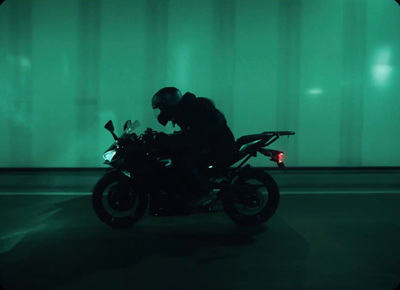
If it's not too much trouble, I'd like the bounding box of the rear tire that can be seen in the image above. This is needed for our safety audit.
[222,168,280,226]
[92,171,148,228]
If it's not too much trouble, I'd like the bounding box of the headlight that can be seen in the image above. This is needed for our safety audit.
[102,150,116,162]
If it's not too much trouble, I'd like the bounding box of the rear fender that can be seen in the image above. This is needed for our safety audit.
[224,166,274,201]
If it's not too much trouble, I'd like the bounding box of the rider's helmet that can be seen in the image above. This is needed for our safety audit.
[152,87,182,126]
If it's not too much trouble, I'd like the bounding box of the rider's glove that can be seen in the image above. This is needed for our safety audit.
[155,132,168,143]
[152,132,170,154]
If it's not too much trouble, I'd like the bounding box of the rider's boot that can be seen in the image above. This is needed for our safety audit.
[189,190,217,208]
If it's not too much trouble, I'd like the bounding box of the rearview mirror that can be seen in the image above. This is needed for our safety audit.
[104,120,114,132]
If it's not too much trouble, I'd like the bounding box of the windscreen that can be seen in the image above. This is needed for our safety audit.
[124,120,140,134]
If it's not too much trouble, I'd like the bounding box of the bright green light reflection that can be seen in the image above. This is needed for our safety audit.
[372,48,392,86]
[308,88,323,95]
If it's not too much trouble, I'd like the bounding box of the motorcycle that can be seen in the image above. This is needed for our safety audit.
[92,119,295,227]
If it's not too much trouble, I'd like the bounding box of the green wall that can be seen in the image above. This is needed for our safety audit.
[0,0,399,167]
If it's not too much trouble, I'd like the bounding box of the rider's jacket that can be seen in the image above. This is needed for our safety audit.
[167,92,235,161]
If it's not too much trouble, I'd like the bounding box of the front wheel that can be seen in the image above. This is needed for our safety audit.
[92,171,149,228]
[222,168,280,226]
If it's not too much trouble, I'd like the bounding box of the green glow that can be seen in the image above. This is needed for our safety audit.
[307,89,323,95]
[372,48,393,86]
[0,0,399,167]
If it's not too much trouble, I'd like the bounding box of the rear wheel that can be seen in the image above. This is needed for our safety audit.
[222,168,279,226]
[92,171,148,228]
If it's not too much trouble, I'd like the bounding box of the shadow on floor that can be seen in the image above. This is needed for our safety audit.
[0,195,309,290]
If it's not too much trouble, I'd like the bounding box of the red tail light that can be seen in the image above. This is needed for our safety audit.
[278,153,283,163]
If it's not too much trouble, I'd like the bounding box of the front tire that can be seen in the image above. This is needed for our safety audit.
[222,168,280,226]
[92,171,148,228]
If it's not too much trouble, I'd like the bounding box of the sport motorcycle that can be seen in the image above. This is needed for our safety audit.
[92,119,295,227]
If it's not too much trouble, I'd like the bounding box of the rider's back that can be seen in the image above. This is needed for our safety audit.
[172,92,235,152]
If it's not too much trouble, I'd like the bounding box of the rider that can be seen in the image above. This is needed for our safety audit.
[152,87,236,207]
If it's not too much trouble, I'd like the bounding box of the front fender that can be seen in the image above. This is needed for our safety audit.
[91,169,128,192]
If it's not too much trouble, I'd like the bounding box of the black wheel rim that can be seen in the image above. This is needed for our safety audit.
[231,178,268,215]
[102,181,139,217]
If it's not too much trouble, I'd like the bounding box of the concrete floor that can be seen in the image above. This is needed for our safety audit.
[0,191,399,290]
